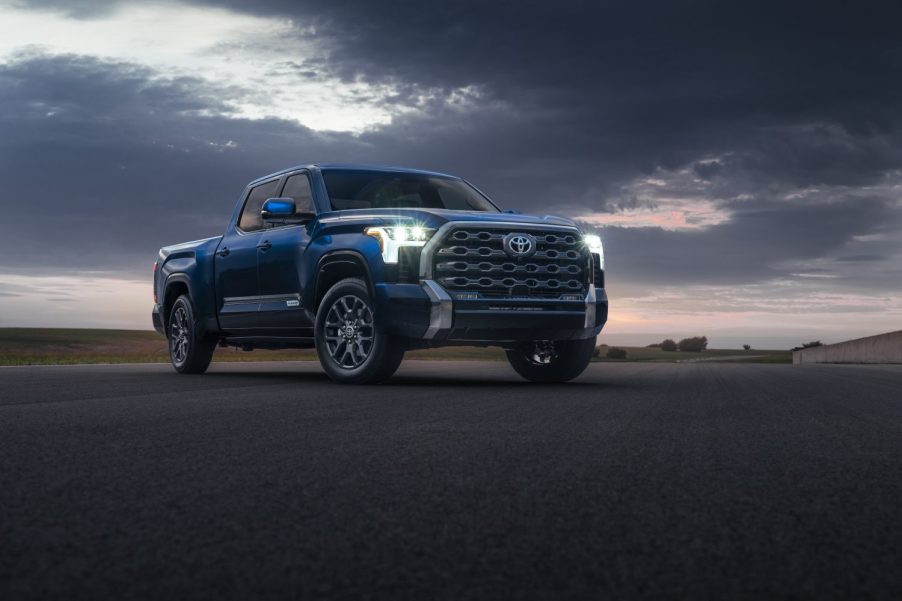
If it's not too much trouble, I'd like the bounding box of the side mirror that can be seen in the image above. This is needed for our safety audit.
[261,198,315,225]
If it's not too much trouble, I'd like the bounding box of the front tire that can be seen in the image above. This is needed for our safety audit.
[168,295,217,374]
[315,278,405,384]
[505,337,597,383]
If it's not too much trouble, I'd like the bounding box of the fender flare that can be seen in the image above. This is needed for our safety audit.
[161,273,194,318]
[310,250,375,311]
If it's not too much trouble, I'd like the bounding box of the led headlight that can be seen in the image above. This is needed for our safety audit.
[365,225,435,263]
[584,233,604,269]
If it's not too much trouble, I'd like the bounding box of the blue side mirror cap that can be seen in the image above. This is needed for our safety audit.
[262,198,296,218]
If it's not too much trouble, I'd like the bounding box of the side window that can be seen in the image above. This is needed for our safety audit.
[280,173,315,214]
[238,179,280,232]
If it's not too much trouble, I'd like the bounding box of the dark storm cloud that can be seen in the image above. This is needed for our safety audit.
[293,0,902,193]
[0,54,358,272]
[14,0,902,195]
[3,0,902,296]
[13,0,126,17]
[693,161,722,180]
[836,254,887,262]
[601,197,899,286]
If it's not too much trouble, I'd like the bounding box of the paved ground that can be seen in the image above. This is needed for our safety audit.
[2,361,902,600]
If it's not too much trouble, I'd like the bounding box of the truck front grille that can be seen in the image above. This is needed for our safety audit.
[431,226,589,298]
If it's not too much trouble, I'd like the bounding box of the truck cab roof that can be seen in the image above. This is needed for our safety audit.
[247,163,461,187]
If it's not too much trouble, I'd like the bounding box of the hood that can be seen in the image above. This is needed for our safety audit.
[159,235,222,260]
[316,208,579,230]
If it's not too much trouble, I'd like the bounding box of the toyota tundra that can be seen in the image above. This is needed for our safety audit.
[152,165,608,384]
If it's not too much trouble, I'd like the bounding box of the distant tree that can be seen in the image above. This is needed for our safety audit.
[606,347,628,359]
[678,336,708,352]
[646,343,662,348]
[660,339,678,352]
[593,346,602,358]
[792,340,823,351]
[743,344,751,351]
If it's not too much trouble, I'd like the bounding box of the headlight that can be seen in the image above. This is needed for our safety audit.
[584,234,604,269]
[365,225,435,263]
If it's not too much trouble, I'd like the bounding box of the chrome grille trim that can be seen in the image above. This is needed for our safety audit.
[434,262,582,275]
[422,279,453,339]
[436,247,583,261]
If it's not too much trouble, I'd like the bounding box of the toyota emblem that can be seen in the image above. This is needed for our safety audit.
[503,233,536,257]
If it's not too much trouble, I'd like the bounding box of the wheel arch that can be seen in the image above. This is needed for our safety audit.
[161,274,193,327]
[310,250,375,313]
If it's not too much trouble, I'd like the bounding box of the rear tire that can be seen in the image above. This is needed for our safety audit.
[168,295,217,374]
[505,337,597,383]
[315,278,405,384]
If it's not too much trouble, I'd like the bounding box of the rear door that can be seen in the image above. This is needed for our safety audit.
[256,171,316,334]
[215,178,280,332]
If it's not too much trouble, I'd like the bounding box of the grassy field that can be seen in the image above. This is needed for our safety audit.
[0,328,792,366]
[594,344,792,363]
[0,328,503,366]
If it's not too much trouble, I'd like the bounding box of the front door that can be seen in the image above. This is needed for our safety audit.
[214,178,280,332]
[257,172,315,335]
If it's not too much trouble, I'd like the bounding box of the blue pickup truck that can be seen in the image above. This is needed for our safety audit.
[152,164,608,384]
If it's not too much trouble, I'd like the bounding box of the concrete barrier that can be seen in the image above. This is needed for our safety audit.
[793,330,902,364]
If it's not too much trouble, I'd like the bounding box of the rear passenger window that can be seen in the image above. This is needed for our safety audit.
[280,173,315,214]
[238,179,280,232]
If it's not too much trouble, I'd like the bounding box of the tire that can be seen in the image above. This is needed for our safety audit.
[314,278,405,384]
[505,337,597,383]
[167,294,217,374]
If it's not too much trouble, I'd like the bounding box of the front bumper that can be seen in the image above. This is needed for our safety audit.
[375,280,608,343]
[151,303,165,335]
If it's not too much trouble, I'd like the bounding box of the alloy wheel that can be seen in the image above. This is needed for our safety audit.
[323,294,375,369]
[530,340,557,364]
[170,305,190,364]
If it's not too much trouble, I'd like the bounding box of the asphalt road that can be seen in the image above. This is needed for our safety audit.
[2,360,902,600]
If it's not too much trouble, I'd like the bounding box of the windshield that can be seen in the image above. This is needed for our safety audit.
[321,169,499,212]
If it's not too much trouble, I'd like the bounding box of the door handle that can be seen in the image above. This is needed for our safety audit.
[216,247,230,257]
[257,240,272,251]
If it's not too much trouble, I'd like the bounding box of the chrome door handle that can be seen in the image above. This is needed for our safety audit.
[216,247,230,257]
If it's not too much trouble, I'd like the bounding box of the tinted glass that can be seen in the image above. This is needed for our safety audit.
[238,179,280,232]
[280,173,315,214]
[321,170,498,212]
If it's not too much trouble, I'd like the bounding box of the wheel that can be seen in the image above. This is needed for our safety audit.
[168,294,217,374]
[505,337,597,383]
[315,278,405,384]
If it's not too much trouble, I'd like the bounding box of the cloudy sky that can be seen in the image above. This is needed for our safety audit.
[1,0,900,347]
